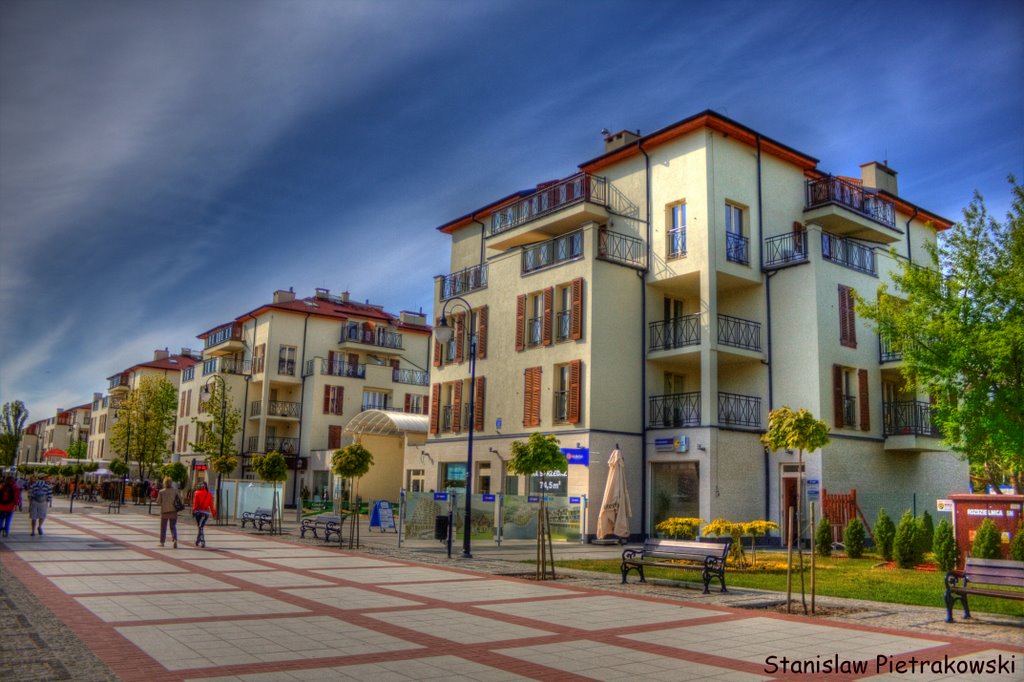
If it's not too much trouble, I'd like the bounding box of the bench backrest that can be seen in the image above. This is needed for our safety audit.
[642,539,730,560]
[255,507,273,515]
[963,557,1024,588]
[317,514,342,524]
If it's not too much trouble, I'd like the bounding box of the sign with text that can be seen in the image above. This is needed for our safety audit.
[936,499,953,512]
[560,447,589,466]
[529,469,568,496]
[433,492,449,501]
[482,494,496,502]
[369,500,396,532]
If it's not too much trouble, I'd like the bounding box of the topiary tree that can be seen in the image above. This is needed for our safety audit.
[970,518,1002,559]
[844,518,866,558]
[874,508,896,561]
[894,510,923,568]
[703,518,746,566]
[655,517,703,540]
[508,433,567,580]
[742,520,779,568]
[917,510,934,557]
[1009,523,1024,562]
[815,516,833,557]
[252,450,288,535]
[933,519,959,571]
[331,442,374,549]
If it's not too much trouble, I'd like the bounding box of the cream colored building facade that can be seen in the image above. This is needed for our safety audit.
[426,110,967,541]
[177,288,431,507]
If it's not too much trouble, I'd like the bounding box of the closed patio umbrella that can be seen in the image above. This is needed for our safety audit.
[596,448,631,540]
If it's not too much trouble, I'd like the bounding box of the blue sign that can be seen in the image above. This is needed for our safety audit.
[569,496,581,504]
[369,500,396,532]
[495,418,502,429]
[561,447,589,466]
[654,437,675,451]
[433,492,448,501]
[527,495,541,503]
[482,494,496,502]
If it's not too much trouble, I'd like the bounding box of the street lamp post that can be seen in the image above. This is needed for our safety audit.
[433,296,477,559]
[205,375,228,525]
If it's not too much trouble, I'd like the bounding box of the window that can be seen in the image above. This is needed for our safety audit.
[362,389,390,412]
[405,394,426,414]
[406,469,425,493]
[838,285,857,348]
[556,285,571,341]
[668,202,686,258]
[253,344,266,374]
[523,366,542,427]
[528,292,544,346]
[278,345,296,375]
[323,385,344,415]
[725,202,749,265]
[554,364,571,421]
[182,366,195,382]
[833,365,870,430]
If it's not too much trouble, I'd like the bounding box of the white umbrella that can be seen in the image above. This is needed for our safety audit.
[597,448,631,540]
[89,468,113,477]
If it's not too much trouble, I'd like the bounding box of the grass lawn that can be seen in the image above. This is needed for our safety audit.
[553,552,1024,618]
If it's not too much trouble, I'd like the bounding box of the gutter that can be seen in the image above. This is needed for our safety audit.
[756,133,772,521]
[638,137,651,541]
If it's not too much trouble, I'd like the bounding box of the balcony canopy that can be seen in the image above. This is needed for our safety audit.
[343,410,428,437]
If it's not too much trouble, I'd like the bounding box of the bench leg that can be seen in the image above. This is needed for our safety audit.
[944,588,955,623]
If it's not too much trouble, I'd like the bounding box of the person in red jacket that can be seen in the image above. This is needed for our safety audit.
[0,474,17,537]
[191,480,215,547]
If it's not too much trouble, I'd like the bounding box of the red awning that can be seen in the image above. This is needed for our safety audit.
[42,448,68,458]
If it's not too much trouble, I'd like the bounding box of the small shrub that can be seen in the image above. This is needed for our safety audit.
[933,519,959,572]
[894,510,923,568]
[874,508,896,561]
[815,516,833,557]
[844,518,866,558]
[1010,523,1024,562]
[655,517,703,541]
[917,510,934,556]
[702,518,746,565]
[971,518,1002,559]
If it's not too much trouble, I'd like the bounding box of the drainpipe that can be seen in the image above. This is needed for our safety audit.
[293,311,311,513]
[638,137,652,540]
[243,313,259,474]
[905,207,918,264]
[756,134,772,521]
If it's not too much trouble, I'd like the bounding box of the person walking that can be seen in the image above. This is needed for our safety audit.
[0,474,17,537]
[28,475,53,536]
[191,481,215,547]
[155,477,182,548]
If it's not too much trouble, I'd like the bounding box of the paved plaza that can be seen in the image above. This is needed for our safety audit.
[1,501,1021,681]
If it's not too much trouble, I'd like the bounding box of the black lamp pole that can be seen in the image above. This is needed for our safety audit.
[434,296,476,559]
[206,375,227,524]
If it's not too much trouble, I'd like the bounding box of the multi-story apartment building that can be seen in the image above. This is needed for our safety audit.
[40,402,92,454]
[88,349,200,462]
[178,288,431,507]
[17,420,45,465]
[425,110,967,541]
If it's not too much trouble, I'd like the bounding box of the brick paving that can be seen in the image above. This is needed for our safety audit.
[1,499,1021,681]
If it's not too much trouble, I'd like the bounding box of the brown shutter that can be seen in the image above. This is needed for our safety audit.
[423,394,429,415]
[476,306,488,359]
[183,425,188,451]
[452,380,463,433]
[328,425,341,450]
[455,313,465,364]
[430,384,441,434]
[327,350,335,373]
[323,385,331,414]
[187,389,192,416]
[833,364,844,427]
[474,377,486,432]
[433,318,442,366]
[568,360,581,423]
[523,367,542,427]
[839,285,857,348]
[405,394,412,413]
[570,278,583,340]
[390,358,400,371]
[542,286,554,345]
[515,295,526,352]
[337,387,344,415]
[858,368,870,431]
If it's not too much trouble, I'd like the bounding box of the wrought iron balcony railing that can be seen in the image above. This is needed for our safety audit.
[489,172,608,237]
[717,314,761,352]
[554,391,569,422]
[598,227,646,270]
[393,368,429,386]
[879,335,903,363]
[718,392,761,427]
[842,395,857,427]
[806,176,896,228]
[340,324,404,349]
[822,232,877,276]
[251,400,301,418]
[302,358,366,378]
[441,263,488,300]
[556,311,571,341]
[726,232,749,265]
[762,230,808,269]
[202,357,247,376]
[883,400,940,437]
[522,230,583,274]
[527,318,543,347]
[667,226,686,259]
[649,314,700,352]
[649,392,701,428]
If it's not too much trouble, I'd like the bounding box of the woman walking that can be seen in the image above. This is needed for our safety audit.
[28,475,52,537]
[0,474,17,537]
[155,477,182,548]
[191,480,215,547]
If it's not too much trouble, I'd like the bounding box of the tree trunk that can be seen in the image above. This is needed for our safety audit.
[786,505,794,613]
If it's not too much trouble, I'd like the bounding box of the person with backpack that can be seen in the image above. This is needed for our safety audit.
[28,475,53,536]
[0,474,17,537]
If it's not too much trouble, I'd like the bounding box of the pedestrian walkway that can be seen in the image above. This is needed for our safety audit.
[1,500,1021,681]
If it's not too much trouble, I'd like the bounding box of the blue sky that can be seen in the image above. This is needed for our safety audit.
[1,0,1021,421]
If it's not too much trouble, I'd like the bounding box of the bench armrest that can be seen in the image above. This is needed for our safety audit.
[622,547,642,560]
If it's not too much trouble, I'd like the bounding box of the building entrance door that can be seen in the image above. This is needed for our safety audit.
[650,461,699,536]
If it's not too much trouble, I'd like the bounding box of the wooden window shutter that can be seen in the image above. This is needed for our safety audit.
[515,295,526,352]
[839,285,857,348]
[404,394,412,413]
[542,287,554,345]
[568,359,581,423]
[327,350,335,371]
[433,318,442,366]
[180,394,185,418]
[452,380,463,432]
[328,425,342,450]
[323,385,331,414]
[570,278,584,340]
[476,306,488,359]
[523,367,542,427]
[833,364,844,427]
[390,358,400,371]
[183,425,189,450]
[455,314,465,364]
[474,377,486,432]
[858,368,870,431]
[423,394,429,415]
[429,384,441,434]
[186,389,192,416]
[336,387,343,415]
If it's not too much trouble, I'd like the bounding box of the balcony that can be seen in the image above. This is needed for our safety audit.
[649,314,700,352]
[725,232,749,265]
[441,263,488,300]
[303,358,366,379]
[804,176,900,243]
[247,436,299,455]
[667,226,686,259]
[879,336,903,363]
[822,232,877,276]
[884,400,944,452]
[762,230,808,270]
[108,396,123,410]
[204,323,245,355]
[202,357,248,376]
[339,324,403,351]
[649,392,700,428]
[718,392,761,428]
[250,400,301,419]
[108,373,131,392]
[393,368,429,386]
[522,230,583,275]
[597,227,646,270]
[487,173,609,250]
[718,314,761,352]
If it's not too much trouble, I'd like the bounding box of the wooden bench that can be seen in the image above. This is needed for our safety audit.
[621,539,731,594]
[944,557,1024,622]
[300,513,348,543]
[240,507,273,531]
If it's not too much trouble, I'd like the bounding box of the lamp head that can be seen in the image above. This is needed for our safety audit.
[434,315,453,344]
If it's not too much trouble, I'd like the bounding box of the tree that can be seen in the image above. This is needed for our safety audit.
[253,450,288,535]
[0,400,29,467]
[761,406,831,614]
[856,178,1024,493]
[66,439,87,460]
[1009,523,1024,561]
[508,433,566,580]
[190,379,241,525]
[109,376,178,481]
[109,458,129,505]
[815,516,833,557]
[970,518,1002,559]
[843,518,866,559]
[933,519,959,572]
[331,442,374,549]
[917,510,935,557]
[162,461,188,487]
[874,508,896,561]
[894,510,923,568]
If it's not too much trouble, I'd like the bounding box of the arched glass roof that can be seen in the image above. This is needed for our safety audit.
[342,410,429,437]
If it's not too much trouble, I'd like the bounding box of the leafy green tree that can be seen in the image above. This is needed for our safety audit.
[253,450,289,535]
[844,518,866,558]
[894,510,923,568]
[190,379,242,517]
[0,400,29,467]
[815,516,833,557]
[66,439,87,460]
[917,510,935,556]
[856,179,1024,493]
[109,376,178,480]
[508,433,567,580]
[331,442,374,548]
[1009,523,1024,561]
[874,508,896,561]
[933,519,959,571]
[162,461,188,487]
[109,457,130,505]
[970,518,1002,559]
